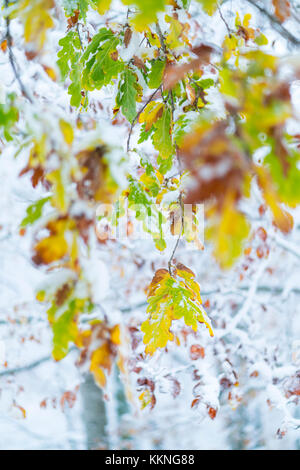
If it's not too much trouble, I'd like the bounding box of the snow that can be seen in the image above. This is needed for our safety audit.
[0,0,299,451]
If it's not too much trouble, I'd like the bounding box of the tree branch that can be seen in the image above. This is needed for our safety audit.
[217,259,268,337]
[126,86,161,152]
[168,193,184,275]
[273,233,300,259]
[0,346,77,377]
[4,1,33,103]
[246,0,300,46]
[0,354,52,377]
[217,2,232,36]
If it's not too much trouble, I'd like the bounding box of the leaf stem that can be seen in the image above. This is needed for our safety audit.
[168,192,184,275]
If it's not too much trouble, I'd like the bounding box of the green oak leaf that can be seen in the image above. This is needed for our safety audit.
[119,68,138,123]
[152,107,174,159]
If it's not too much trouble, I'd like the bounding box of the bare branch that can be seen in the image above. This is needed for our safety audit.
[0,354,52,378]
[273,233,300,259]
[168,193,184,275]
[0,346,77,378]
[246,0,300,46]
[217,2,232,36]
[4,1,33,103]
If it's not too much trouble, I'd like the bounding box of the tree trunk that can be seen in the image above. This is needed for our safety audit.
[80,374,108,450]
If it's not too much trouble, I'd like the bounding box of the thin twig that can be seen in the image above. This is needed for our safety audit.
[217,259,268,337]
[0,346,77,378]
[155,23,184,274]
[76,23,84,51]
[168,225,183,275]
[4,1,33,103]
[246,0,300,46]
[273,233,300,260]
[217,3,232,37]
[168,193,184,275]
[0,354,51,377]
[156,22,167,55]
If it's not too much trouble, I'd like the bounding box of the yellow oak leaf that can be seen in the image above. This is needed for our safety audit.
[206,191,250,269]
[18,0,54,50]
[34,235,68,265]
[142,267,213,355]
[139,102,164,132]
[59,119,74,146]
[256,166,294,234]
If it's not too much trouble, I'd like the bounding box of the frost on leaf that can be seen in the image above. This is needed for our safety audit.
[142,265,213,355]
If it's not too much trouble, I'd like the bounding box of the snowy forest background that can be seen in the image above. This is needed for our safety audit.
[0,0,300,450]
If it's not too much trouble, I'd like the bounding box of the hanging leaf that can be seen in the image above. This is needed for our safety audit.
[152,107,174,159]
[92,0,113,15]
[139,101,164,132]
[196,0,218,16]
[21,197,51,227]
[142,266,213,355]
[118,68,138,123]
[148,59,166,89]
[81,30,124,91]
[18,0,54,50]
[272,0,291,22]
[206,191,250,269]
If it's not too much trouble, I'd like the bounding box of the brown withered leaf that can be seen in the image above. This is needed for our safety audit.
[124,27,132,48]
[42,64,57,81]
[67,10,80,30]
[74,214,93,244]
[111,50,118,61]
[179,121,249,208]
[191,398,201,408]
[272,0,291,22]
[190,344,205,360]
[256,165,294,234]
[176,263,195,277]
[32,235,68,266]
[237,26,251,42]
[284,371,300,398]
[164,43,218,90]
[76,145,107,201]
[19,164,46,189]
[137,377,155,393]
[31,165,45,188]
[40,399,47,409]
[77,323,121,388]
[207,406,217,420]
[166,375,181,398]
[186,83,196,104]
[60,390,77,411]
[169,207,181,236]
[55,283,72,307]
[25,50,38,61]
[133,55,146,72]
[32,216,71,266]
[220,377,233,390]
[137,377,156,409]
[147,268,169,297]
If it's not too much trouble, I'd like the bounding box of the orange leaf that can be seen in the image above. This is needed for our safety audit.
[272,0,291,22]
[1,39,7,52]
